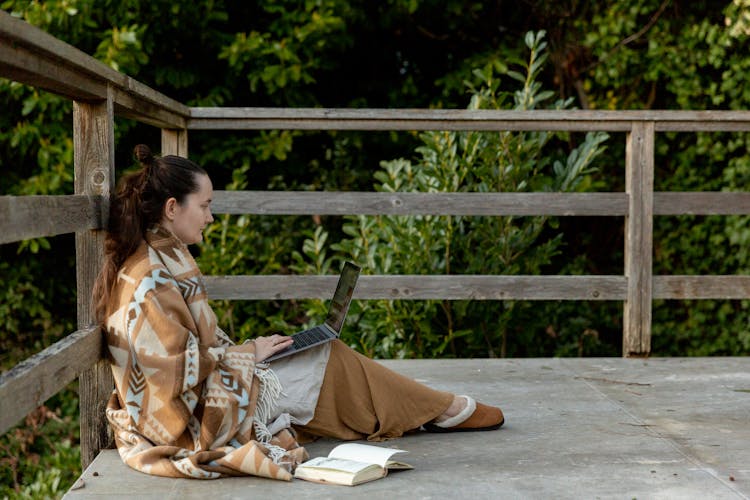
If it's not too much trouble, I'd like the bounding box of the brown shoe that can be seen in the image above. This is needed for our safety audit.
[424,396,505,433]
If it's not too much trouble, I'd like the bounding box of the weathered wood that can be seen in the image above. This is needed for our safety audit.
[206,274,750,301]
[0,328,101,435]
[0,42,106,100]
[112,90,187,130]
[654,192,750,215]
[0,12,126,86]
[0,11,188,128]
[204,275,627,301]
[212,191,629,216]
[654,275,750,299]
[655,122,750,132]
[623,122,654,357]
[73,94,116,469]
[0,195,100,244]
[188,107,750,132]
[213,190,750,218]
[189,117,634,132]
[161,128,189,157]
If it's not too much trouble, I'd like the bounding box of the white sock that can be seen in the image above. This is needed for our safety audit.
[434,395,476,428]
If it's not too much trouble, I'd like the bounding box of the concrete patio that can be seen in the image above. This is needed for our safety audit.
[64,357,750,499]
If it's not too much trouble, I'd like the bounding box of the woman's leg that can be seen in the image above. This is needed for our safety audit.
[297,340,454,441]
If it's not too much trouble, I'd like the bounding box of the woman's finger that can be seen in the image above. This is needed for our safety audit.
[276,337,292,347]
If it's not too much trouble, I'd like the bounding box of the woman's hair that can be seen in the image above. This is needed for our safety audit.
[93,144,208,323]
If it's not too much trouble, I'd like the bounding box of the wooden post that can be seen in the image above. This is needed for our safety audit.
[623,121,654,357]
[74,87,116,469]
[161,128,188,157]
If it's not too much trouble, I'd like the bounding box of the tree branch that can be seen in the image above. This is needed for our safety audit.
[583,0,671,74]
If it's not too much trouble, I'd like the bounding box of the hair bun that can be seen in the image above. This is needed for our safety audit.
[133,144,154,165]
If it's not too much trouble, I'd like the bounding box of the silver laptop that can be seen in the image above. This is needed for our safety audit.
[265,262,361,362]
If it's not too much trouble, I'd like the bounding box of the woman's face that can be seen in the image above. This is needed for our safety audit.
[162,173,214,245]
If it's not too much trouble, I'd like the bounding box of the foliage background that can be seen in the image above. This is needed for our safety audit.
[1,0,750,497]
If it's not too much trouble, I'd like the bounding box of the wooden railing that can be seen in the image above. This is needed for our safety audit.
[2,10,750,469]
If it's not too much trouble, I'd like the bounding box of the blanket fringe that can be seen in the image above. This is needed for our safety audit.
[252,367,289,465]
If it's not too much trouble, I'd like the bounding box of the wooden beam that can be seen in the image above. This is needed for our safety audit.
[623,122,655,357]
[0,11,188,128]
[654,275,750,299]
[188,107,750,132]
[112,88,187,129]
[188,107,635,131]
[205,274,750,301]
[0,328,101,435]
[73,91,116,469]
[212,191,628,216]
[203,275,627,301]
[0,195,100,244]
[654,192,750,215]
[212,191,750,217]
[209,189,750,217]
[0,43,106,100]
[161,128,189,157]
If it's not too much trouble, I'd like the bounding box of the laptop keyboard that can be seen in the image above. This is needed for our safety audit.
[292,325,332,349]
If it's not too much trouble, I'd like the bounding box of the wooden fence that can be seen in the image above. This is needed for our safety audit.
[2,10,750,469]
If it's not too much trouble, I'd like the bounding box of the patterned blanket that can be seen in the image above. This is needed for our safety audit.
[104,226,307,480]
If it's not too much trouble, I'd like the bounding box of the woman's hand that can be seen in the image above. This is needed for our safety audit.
[253,334,294,363]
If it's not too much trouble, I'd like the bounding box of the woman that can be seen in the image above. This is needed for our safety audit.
[95,145,504,481]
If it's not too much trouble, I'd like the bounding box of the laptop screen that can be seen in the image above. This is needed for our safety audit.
[324,262,360,333]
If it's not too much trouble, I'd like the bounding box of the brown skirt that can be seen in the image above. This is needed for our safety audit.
[295,340,454,442]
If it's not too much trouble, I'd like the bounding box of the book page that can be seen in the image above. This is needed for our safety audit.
[300,456,375,474]
[327,443,408,468]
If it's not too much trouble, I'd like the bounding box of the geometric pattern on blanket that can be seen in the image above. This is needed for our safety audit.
[104,225,307,480]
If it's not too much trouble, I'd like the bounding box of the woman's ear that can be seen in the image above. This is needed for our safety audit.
[163,197,178,221]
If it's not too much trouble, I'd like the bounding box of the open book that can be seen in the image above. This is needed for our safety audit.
[293,443,412,486]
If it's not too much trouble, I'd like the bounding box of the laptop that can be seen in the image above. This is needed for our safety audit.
[265,262,361,362]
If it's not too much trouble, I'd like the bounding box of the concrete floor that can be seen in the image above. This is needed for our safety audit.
[64,357,750,499]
